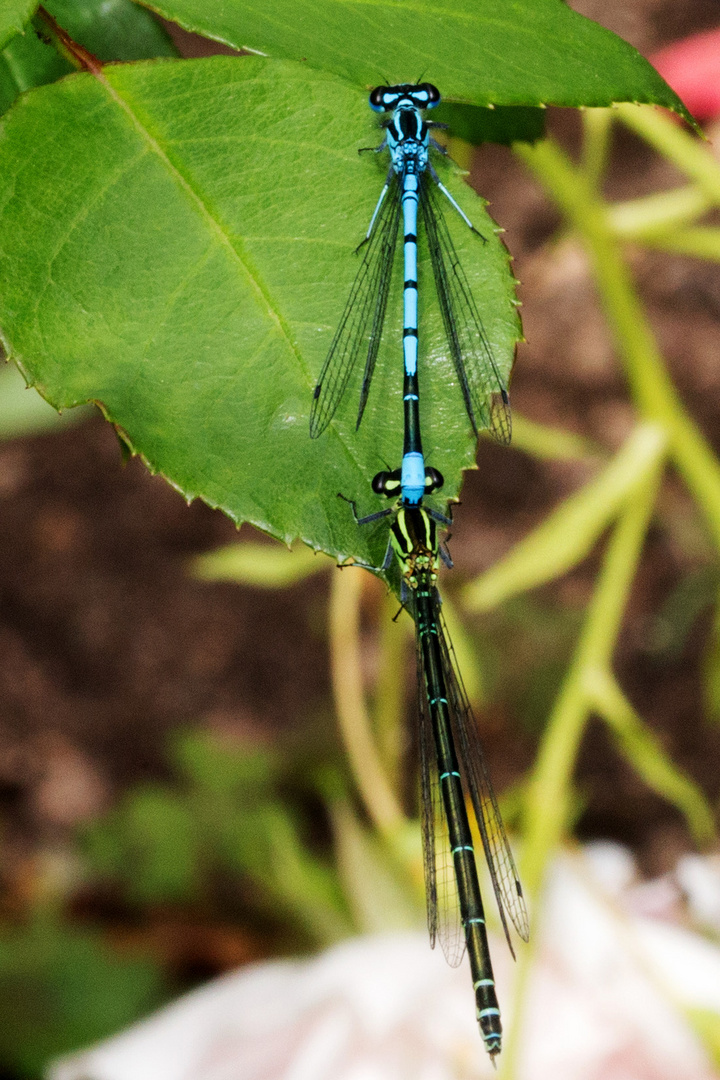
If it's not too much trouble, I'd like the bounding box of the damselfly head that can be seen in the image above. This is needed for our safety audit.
[369,83,441,113]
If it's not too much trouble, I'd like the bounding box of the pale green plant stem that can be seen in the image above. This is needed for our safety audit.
[465,423,666,611]
[515,137,720,552]
[586,668,715,845]
[329,568,406,837]
[500,456,663,1080]
[521,446,665,897]
[581,108,613,189]
[607,185,711,239]
[373,590,412,790]
[615,104,720,203]
[510,412,602,462]
[634,226,720,261]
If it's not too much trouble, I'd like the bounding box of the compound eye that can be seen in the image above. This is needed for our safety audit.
[371,470,391,494]
[369,86,388,112]
[420,82,441,108]
[424,466,444,492]
[372,468,402,497]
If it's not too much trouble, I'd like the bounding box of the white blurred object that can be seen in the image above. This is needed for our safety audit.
[49,847,720,1080]
[49,935,496,1080]
[677,854,720,934]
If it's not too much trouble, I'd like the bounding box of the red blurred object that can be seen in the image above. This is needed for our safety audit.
[651,27,720,122]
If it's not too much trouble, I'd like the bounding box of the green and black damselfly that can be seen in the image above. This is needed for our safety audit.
[341,464,529,1058]
[310,83,511,446]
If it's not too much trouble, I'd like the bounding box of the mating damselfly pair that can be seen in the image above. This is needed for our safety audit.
[310,82,527,1057]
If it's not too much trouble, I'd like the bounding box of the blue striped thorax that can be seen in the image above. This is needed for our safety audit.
[368,83,440,176]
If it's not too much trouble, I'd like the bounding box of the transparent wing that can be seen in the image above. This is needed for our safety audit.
[419,174,512,446]
[309,176,402,438]
[435,596,530,950]
[415,604,466,968]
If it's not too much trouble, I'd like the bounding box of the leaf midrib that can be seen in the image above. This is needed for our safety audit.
[96,64,370,479]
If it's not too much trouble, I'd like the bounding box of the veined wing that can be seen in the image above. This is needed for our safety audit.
[309,176,402,438]
[415,603,466,968]
[435,595,529,951]
[419,175,512,446]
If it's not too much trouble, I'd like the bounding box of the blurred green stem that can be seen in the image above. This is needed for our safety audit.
[632,226,720,261]
[500,449,663,1080]
[515,136,720,553]
[587,668,715,845]
[329,568,406,838]
[373,591,411,790]
[607,185,710,239]
[615,104,720,203]
[581,108,613,189]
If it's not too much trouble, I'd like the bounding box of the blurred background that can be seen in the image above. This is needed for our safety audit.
[2,0,720,1076]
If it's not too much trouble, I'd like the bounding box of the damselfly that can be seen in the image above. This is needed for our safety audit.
[342,465,529,1058]
[310,82,511,445]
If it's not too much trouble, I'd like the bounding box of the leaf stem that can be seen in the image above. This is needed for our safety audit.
[33,7,103,75]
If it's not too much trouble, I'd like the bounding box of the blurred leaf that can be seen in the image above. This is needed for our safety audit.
[510,412,603,462]
[217,804,352,946]
[45,0,177,62]
[194,541,331,588]
[435,102,546,147]
[0,361,89,438]
[703,590,720,724]
[173,729,278,798]
[647,564,719,660]
[0,0,176,118]
[83,786,203,904]
[0,915,165,1077]
[463,424,667,612]
[0,0,35,51]
[137,0,693,124]
[331,801,423,934]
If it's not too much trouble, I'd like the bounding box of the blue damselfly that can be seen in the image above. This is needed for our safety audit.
[310,82,511,450]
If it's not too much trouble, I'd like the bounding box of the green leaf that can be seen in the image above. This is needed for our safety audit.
[0,0,35,52]
[436,103,546,147]
[0,361,89,438]
[173,729,278,797]
[83,786,203,904]
[0,56,519,566]
[0,916,164,1077]
[44,0,177,61]
[0,0,177,118]
[0,24,70,115]
[139,0,693,122]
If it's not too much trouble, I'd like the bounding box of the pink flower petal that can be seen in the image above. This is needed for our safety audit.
[651,28,720,122]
